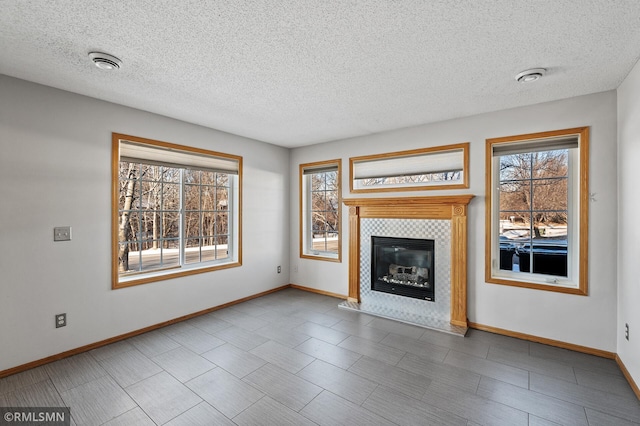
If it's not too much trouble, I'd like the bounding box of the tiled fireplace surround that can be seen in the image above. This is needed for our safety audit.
[339,196,474,336]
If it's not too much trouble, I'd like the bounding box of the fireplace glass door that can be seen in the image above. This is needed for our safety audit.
[371,236,435,301]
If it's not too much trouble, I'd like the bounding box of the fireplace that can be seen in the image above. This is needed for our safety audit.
[341,195,474,335]
[371,236,435,301]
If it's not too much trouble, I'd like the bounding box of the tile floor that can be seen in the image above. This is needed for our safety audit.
[0,288,639,425]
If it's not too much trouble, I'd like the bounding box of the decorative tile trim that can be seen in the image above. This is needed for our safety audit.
[359,218,453,326]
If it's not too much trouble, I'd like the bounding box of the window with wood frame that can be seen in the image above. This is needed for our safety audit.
[112,133,242,289]
[300,160,341,262]
[350,143,469,193]
[485,127,589,295]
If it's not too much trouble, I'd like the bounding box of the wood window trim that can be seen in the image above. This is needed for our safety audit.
[111,133,243,289]
[484,127,589,295]
[299,159,342,263]
[349,142,470,193]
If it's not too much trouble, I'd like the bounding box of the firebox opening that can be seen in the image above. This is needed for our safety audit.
[371,236,435,301]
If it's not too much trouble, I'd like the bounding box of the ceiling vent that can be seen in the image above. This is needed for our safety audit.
[88,52,122,70]
[515,68,546,83]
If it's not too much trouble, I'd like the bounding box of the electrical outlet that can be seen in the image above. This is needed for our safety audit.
[55,313,67,328]
[54,226,72,242]
[277,265,281,273]
[625,323,629,341]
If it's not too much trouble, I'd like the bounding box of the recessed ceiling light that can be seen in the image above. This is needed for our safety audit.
[515,68,546,83]
[88,52,122,70]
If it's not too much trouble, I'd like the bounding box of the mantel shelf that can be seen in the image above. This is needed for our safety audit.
[343,195,474,207]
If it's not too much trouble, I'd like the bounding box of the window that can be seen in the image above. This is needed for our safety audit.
[485,127,589,294]
[300,160,341,261]
[350,143,469,193]
[112,134,242,288]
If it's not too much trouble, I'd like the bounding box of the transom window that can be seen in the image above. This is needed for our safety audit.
[350,143,469,193]
[300,160,341,261]
[112,134,242,288]
[485,127,589,294]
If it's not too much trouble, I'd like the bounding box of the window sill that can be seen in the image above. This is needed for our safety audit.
[113,260,241,289]
[300,253,341,263]
[486,274,587,295]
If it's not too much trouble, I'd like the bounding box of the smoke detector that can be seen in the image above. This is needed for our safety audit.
[515,68,546,83]
[88,52,122,70]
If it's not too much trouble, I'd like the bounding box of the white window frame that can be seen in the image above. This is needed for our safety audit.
[485,127,589,295]
[299,160,342,262]
[112,133,242,289]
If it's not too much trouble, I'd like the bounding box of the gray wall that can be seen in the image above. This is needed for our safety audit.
[617,59,640,387]
[2,73,634,390]
[290,90,619,352]
[0,75,291,371]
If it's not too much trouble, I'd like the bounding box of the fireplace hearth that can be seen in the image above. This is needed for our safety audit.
[371,236,435,301]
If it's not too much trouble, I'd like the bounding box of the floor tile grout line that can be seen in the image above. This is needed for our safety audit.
[358,383,381,409]
[230,395,267,423]
[477,372,594,413]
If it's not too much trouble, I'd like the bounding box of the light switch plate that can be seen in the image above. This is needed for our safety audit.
[54,226,72,242]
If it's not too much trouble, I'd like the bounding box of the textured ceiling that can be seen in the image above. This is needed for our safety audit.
[1,1,640,147]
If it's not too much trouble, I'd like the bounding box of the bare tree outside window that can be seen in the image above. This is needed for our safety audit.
[117,162,231,274]
[117,163,137,272]
[310,170,339,253]
[498,149,569,276]
[359,170,461,187]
